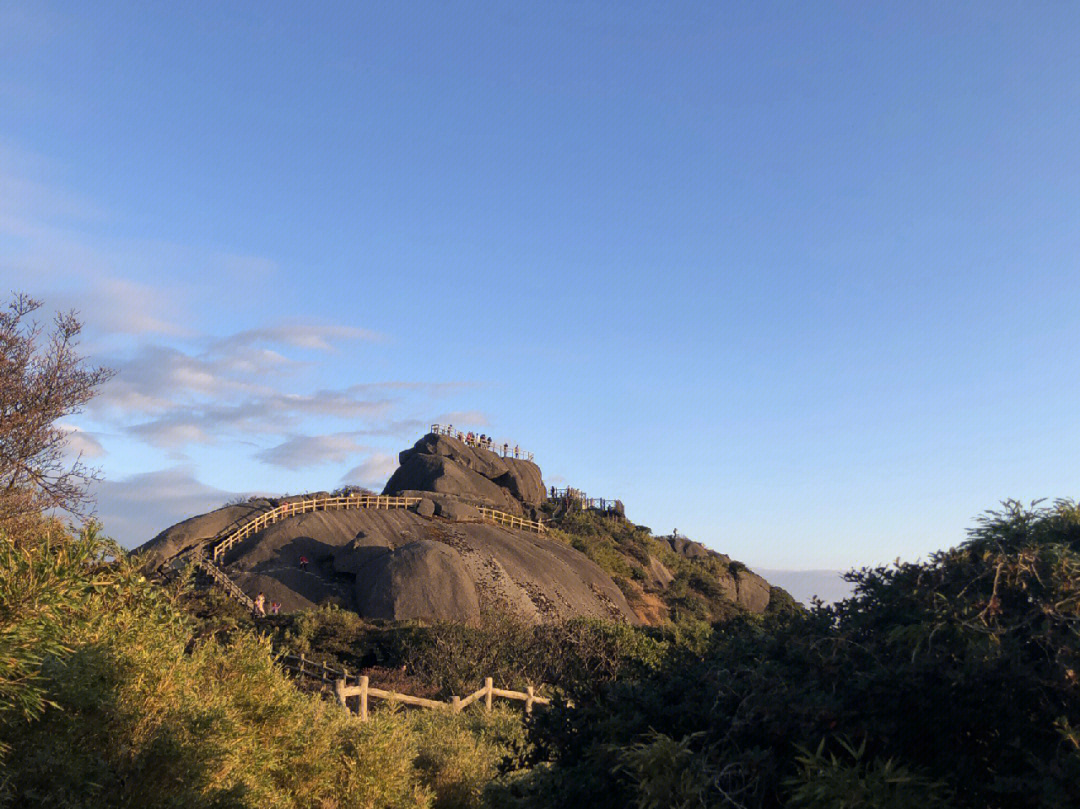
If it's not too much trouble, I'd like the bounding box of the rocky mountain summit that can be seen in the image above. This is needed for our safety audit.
[383,432,546,518]
[137,431,787,624]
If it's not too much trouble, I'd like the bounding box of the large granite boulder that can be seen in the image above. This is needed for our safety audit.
[384,433,545,513]
[716,569,772,612]
[666,536,710,559]
[734,570,772,613]
[332,531,392,574]
[139,504,637,622]
[500,457,546,507]
[385,453,525,515]
[645,555,675,589]
[354,540,480,622]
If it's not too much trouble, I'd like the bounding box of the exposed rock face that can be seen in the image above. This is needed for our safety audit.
[733,570,772,613]
[139,493,332,573]
[383,434,545,516]
[354,540,480,623]
[139,503,266,572]
[139,505,637,624]
[645,555,675,589]
[716,568,772,613]
[665,536,710,559]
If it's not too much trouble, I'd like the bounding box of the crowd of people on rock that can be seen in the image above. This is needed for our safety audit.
[430,424,534,461]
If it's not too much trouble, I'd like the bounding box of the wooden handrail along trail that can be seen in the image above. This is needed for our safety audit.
[192,491,544,609]
[429,424,535,462]
[213,494,544,563]
[211,494,422,562]
[188,550,255,611]
[476,507,545,534]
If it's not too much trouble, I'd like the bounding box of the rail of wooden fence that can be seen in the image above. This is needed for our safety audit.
[279,653,552,720]
[476,507,545,534]
[212,495,422,561]
[213,495,544,565]
[189,550,255,610]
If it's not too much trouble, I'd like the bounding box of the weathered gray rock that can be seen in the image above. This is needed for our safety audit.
[354,540,480,622]
[384,433,546,512]
[137,503,638,622]
[734,571,772,613]
[332,532,392,574]
[434,498,481,522]
[138,502,268,571]
[499,457,546,507]
[385,453,524,515]
[408,433,510,480]
[717,571,738,603]
[415,498,436,519]
[646,555,674,588]
[667,536,709,559]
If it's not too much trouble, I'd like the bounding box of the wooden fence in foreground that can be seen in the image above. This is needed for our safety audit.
[280,653,552,720]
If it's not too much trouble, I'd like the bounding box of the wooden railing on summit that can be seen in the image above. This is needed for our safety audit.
[430,424,535,462]
[279,653,553,720]
[212,494,422,562]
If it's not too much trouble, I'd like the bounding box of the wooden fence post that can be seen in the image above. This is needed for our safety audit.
[334,678,348,712]
[485,677,493,712]
[299,653,306,675]
[526,685,534,714]
[359,675,369,721]
[452,695,461,714]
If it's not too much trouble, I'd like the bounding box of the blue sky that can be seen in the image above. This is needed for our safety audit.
[2,2,1078,573]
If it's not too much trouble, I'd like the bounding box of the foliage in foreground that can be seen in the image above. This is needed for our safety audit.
[0,521,523,808]
[505,500,1080,809]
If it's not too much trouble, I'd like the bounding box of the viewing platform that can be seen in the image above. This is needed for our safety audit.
[549,487,622,514]
[430,423,535,462]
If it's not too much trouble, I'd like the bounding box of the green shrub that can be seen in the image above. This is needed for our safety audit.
[615,731,716,809]
[407,706,528,809]
[785,738,952,809]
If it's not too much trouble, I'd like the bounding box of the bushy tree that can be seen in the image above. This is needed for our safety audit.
[0,294,112,530]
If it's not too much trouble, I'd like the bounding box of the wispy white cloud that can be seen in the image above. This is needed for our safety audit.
[256,432,371,469]
[341,453,398,488]
[434,410,490,428]
[124,395,394,448]
[1,138,481,471]
[91,466,237,549]
[213,323,384,353]
[57,424,106,458]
